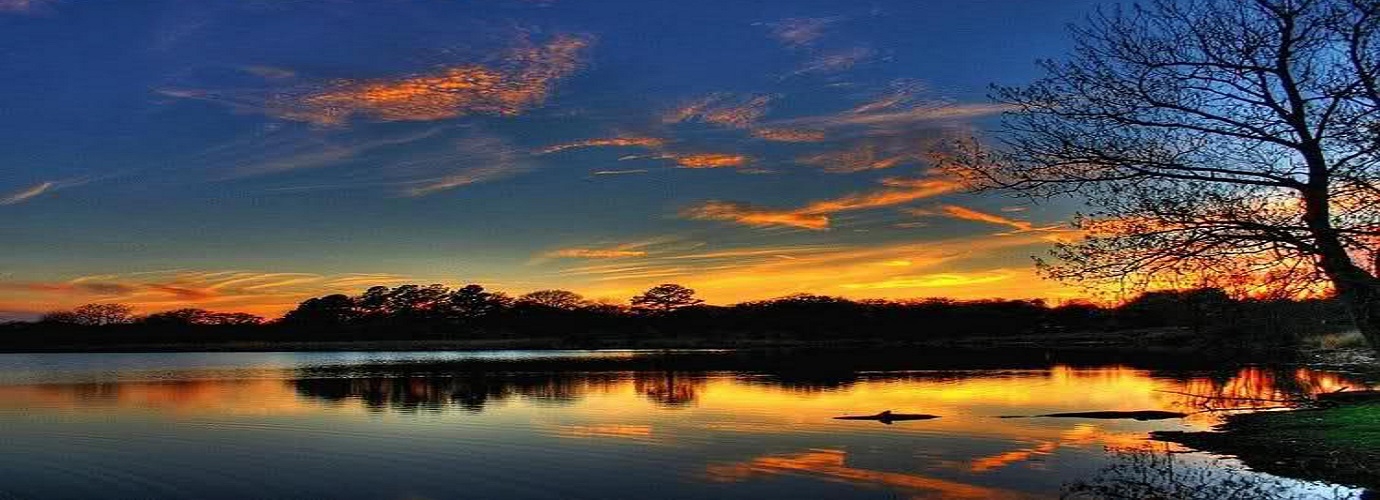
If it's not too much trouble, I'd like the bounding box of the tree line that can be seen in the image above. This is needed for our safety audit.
[0,283,1352,349]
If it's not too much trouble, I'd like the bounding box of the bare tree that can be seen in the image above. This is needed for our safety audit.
[41,303,136,326]
[959,0,1380,348]
[630,284,704,314]
[516,289,587,310]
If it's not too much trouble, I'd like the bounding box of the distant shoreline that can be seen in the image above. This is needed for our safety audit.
[0,328,1310,354]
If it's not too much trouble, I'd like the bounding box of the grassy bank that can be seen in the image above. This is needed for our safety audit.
[1154,403,1380,490]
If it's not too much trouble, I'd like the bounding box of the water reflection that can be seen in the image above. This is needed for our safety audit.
[282,365,1358,419]
[705,449,1031,500]
[0,351,1370,499]
[1062,445,1356,499]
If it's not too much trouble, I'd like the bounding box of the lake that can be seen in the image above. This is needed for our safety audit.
[0,349,1370,499]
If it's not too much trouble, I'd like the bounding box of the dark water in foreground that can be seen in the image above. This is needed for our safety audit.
[0,349,1371,499]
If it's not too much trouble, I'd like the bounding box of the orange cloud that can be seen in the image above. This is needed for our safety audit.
[751,128,827,142]
[269,35,589,125]
[682,175,963,230]
[938,205,1034,231]
[539,137,666,154]
[665,153,749,169]
[904,205,1071,235]
[681,201,832,230]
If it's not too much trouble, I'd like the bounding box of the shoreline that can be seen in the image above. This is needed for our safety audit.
[1153,403,1380,491]
[0,327,1301,354]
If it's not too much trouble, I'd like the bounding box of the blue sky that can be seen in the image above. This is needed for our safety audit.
[0,0,1107,317]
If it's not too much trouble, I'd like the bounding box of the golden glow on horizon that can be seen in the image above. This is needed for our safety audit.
[0,227,1090,317]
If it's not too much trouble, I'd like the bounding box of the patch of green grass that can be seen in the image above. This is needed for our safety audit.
[1154,404,1380,489]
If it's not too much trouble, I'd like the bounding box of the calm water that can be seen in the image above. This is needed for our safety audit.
[0,349,1370,499]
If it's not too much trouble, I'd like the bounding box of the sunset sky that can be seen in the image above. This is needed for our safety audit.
[0,0,1108,318]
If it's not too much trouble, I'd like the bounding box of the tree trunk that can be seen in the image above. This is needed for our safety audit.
[1334,277,1380,350]
[1298,161,1380,351]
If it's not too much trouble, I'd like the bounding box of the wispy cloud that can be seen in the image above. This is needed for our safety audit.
[404,165,518,197]
[163,34,591,126]
[774,102,1010,131]
[243,66,297,80]
[400,133,529,197]
[0,181,55,205]
[546,248,648,259]
[664,94,773,129]
[798,140,922,173]
[766,17,842,48]
[216,126,450,178]
[682,175,964,230]
[539,137,666,154]
[936,205,1034,231]
[790,47,874,77]
[0,0,54,14]
[591,169,649,176]
[539,237,682,261]
[905,204,1065,234]
[0,270,420,316]
[0,177,90,206]
[751,128,827,142]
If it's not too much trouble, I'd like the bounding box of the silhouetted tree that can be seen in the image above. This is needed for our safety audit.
[445,284,510,321]
[959,0,1380,350]
[142,308,264,326]
[516,289,586,310]
[355,286,392,318]
[282,294,358,328]
[1119,288,1234,335]
[42,303,135,326]
[631,284,704,314]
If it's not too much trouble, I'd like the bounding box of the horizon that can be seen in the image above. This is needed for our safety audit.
[0,0,1108,318]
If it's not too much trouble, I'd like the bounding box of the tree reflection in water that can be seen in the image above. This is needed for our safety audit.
[286,364,1362,417]
[290,371,708,412]
[1062,445,1362,500]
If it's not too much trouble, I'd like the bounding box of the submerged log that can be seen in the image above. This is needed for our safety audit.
[834,410,939,424]
[1037,410,1188,420]
[1316,389,1380,405]
[1000,410,1188,420]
